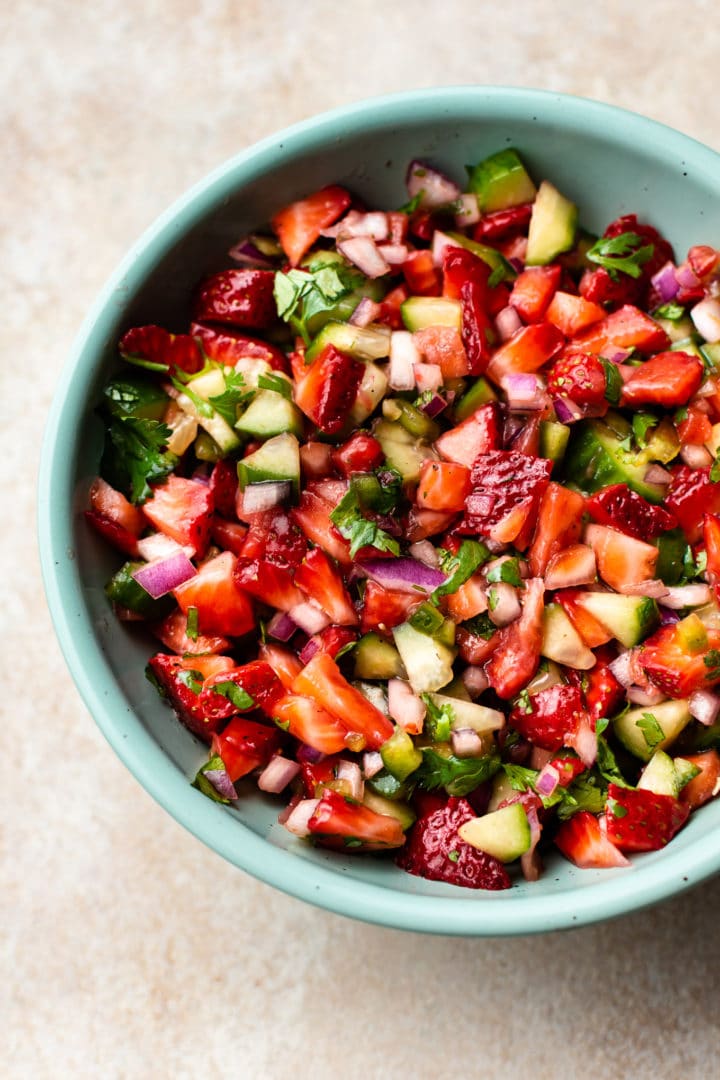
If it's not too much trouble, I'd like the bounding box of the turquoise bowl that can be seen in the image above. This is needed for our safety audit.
[39,87,720,935]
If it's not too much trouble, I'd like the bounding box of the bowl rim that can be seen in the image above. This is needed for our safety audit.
[39,85,720,935]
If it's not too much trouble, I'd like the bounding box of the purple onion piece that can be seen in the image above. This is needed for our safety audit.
[406,161,461,209]
[204,769,238,801]
[358,557,447,594]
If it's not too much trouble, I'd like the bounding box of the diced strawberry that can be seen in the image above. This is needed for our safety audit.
[294,344,365,435]
[207,459,238,519]
[119,324,204,375]
[556,590,613,648]
[581,214,675,310]
[586,483,676,542]
[151,608,230,657]
[291,652,394,750]
[572,304,669,354]
[679,751,720,811]
[677,405,713,447]
[442,246,491,300]
[271,185,352,266]
[688,244,720,282]
[190,321,288,372]
[460,279,496,374]
[620,351,704,409]
[528,482,585,576]
[445,574,488,622]
[509,265,561,323]
[292,488,353,565]
[301,625,358,664]
[546,350,608,410]
[472,203,533,241]
[456,625,501,664]
[436,402,502,467]
[544,291,606,336]
[199,660,285,723]
[486,322,564,384]
[300,441,335,481]
[376,283,410,329]
[486,577,545,699]
[84,510,141,558]
[174,551,255,638]
[640,623,720,698]
[308,789,406,851]
[86,476,146,556]
[605,783,689,852]
[143,475,213,557]
[666,467,720,544]
[298,755,342,797]
[272,693,349,754]
[582,647,625,721]
[234,508,307,610]
[396,797,511,889]
[403,249,442,296]
[211,716,281,782]
[704,514,720,580]
[585,523,658,591]
[414,326,471,379]
[406,508,458,542]
[258,643,303,690]
[457,450,552,543]
[193,269,277,329]
[554,810,630,869]
[331,433,384,477]
[360,580,420,635]
[147,652,234,741]
[295,547,358,626]
[549,752,587,789]
[509,684,585,752]
[210,517,247,555]
[416,460,471,512]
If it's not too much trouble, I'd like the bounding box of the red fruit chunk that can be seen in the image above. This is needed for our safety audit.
[292,487,353,565]
[360,580,420,636]
[547,350,608,409]
[272,694,349,755]
[572,304,669,355]
[211,716,281,782]
[414,326,471,379]
[640,623,720,698]
[301,625,358,664]
[544,291,606,337]
[582,647,625,721]
[555,811,630,869]
[442,246,492,300]
[309,789,406,851]
[486,322,564,384]
[586,483,677,540]
[193,269,276,330]
[376,283,409,329]
[472,203,533,241]
[435,401,502,468]
[208,459,238,519]
[294,344,364,435]
[235,508,307,611]
[291,652,394,750]
[580,215,674,310]
[295,547,358,626]
[190,321,288,372]
[299,755,343,797]
[402,249,442,296]
[487,577,545,700]
[509,684,585,752]
[151,609,230,657]
[417,460,471,512]
[677,405,713,448]
[119,324,204,375]
[556,589,612,649]
[397,797,511,890]
[528,482,585,576]
[457,450,552,540]
[620,351,704,409]
[460,279,496,374]
[509,265,561,323]
[679,751,720,811]
[175,551,255,638]
[605,783,689,853]
[666,467,720,543]
[331,433,384,477]
[143,475,213,557]
[271,185,352,266]
[148,653,233,742]
[549,752,587,789]
[704,514,720,579]
[199,660,285,723]
[456,625,501,665]
[258,643,303,690]
[210,517,247,554]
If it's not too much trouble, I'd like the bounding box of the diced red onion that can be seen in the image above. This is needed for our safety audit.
[284,798,319,837]
[451,728,484,758]
[680,444,713,469]
[609,348,633,364]
[337,236,390,279]
[651,261,681,303]
[454,193,480,227]
[289,601,332,636]
[495,305,523,342]
[689,689,720,727]
[258,755,301,794]
[644,464,673,485]
[695,379,717,399]
[461,665,490,696]
[508,256,525,273]
[389,330,419,390]
[487,582,522,627]
[502,373,546,410]
[323,210,389,242]
[387,678,426,734]
[626,684,667,706]
[609,651,637,689]
[414,363,444,394]
[132,550,197,599]
[677,263,701,289]
[520,805,543,882]
[421,393,448,418]
[691,297,720,343]
[336,759,364,801]
[409,540,440,568]
[566,712,597,768]
[191,463,212,484]
[431,229,461,267]
[359,556,447,594]
[227,236,277,268]
[136,533,191,562]
[617,579,670,599]
[536,763,560,797]
[297,636,320,665]
[242,480,291,514]
[660,607,681,626]
[349,297,382,327]
[296,744,325,765]
[659,584,712,609]
[377,243,409,265]
[267,610,297,643]
[203,768,239,801]
[553,397,583,424]
[406,160,461,210]
[362,751,384,779]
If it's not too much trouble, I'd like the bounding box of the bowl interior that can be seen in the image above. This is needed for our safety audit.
[41,87,720,934]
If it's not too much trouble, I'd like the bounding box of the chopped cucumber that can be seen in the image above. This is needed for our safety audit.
[637,749,683,796]
[573,592,658,648]
[613,699,692,762]
[539,420,570,465]
[392,622,456,694]
[236,432,300,492]
[380,726,423,781]
[382,398,441,442]
[401,297,462,332]
[657,315,696,343]
[525,181,578,265]
[426,693,505,734]
[564,414,667,504]
[467,148,537,212]
[541,604,595,669]
[176,368,241,455]
[235,386,303,439]
[347,362,388,429]
[444,232,516,279]
[354,633,406,680]
[655,529,687,586]
[458,803,532,862]
[374,419,434,484]
[454,377,498,422]
[487,771,522,813]
[362,789,416,830]
[305,320,391,363]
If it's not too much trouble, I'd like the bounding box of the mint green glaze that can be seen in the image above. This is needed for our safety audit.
[39,88,720,935]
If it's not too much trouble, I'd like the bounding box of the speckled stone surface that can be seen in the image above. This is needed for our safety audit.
[5,2,720,1076]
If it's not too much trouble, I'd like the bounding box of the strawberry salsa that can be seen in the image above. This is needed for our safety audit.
[88,148,720,891]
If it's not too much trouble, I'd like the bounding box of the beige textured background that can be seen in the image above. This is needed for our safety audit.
[5,2,720,1076]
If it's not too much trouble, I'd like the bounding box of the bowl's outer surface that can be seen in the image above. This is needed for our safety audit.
[40,87,720,935]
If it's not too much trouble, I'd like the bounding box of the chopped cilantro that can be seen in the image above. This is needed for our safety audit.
[212,681,255,710]
[257,372,292,399]
[432,540,490,602]
[192,754,234,804]
[596,732,631,787]
[682,545,707,581]
[421,695,455,743]
[595,715,610,736]
[654,301,685,321]
[397,191,423,214]
[171,375,214,419]
[607,797,628,819]
[186,607,199,642]
[600,357,623,405]
[637,712,665,750]
[488,264,505,289]
[515,689,532,715]
[632,412,658,448]
[274,265,357,345]
[330,485,400,558]
[486,557,523,588]
[416,748,501,797]
[704,649,720,680]
[177,669,204,695]
[556,774,606,821]
[208,370,252,426]
[462,613,496,640]
[447,850,460,863]
[501,763,538,792]
[710,458,720,483]
[100,415,178,505]
[487,587,499,612]
[587,231,654,280]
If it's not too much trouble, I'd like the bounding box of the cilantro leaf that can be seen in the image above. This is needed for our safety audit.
[596,733,631,787]
[600,357,623,405]
[637,712,665,751]
[257,372,292,400]
[101,415,178,505]
[501,763,538,792]
[177,669,204,695]
[330,486,400,559]
[555,774,606,821]
[433,540,490,601]
[208,370,252,427]
[421,695,455,742]
[587,231,655,280]
[485,556,523,588]
[186,607,199,642]
[211,681,255,710]
[654,301,685,321]
[273,265,356,345]
[705,649,720,681]
[632,412,659,448]
[192,754,235,804]
[416,748,501,797]
[711,458,720,483]
[397,191,423,215]
[682,545,707,582]
[462,613,496,640]
[171,375,214,419]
